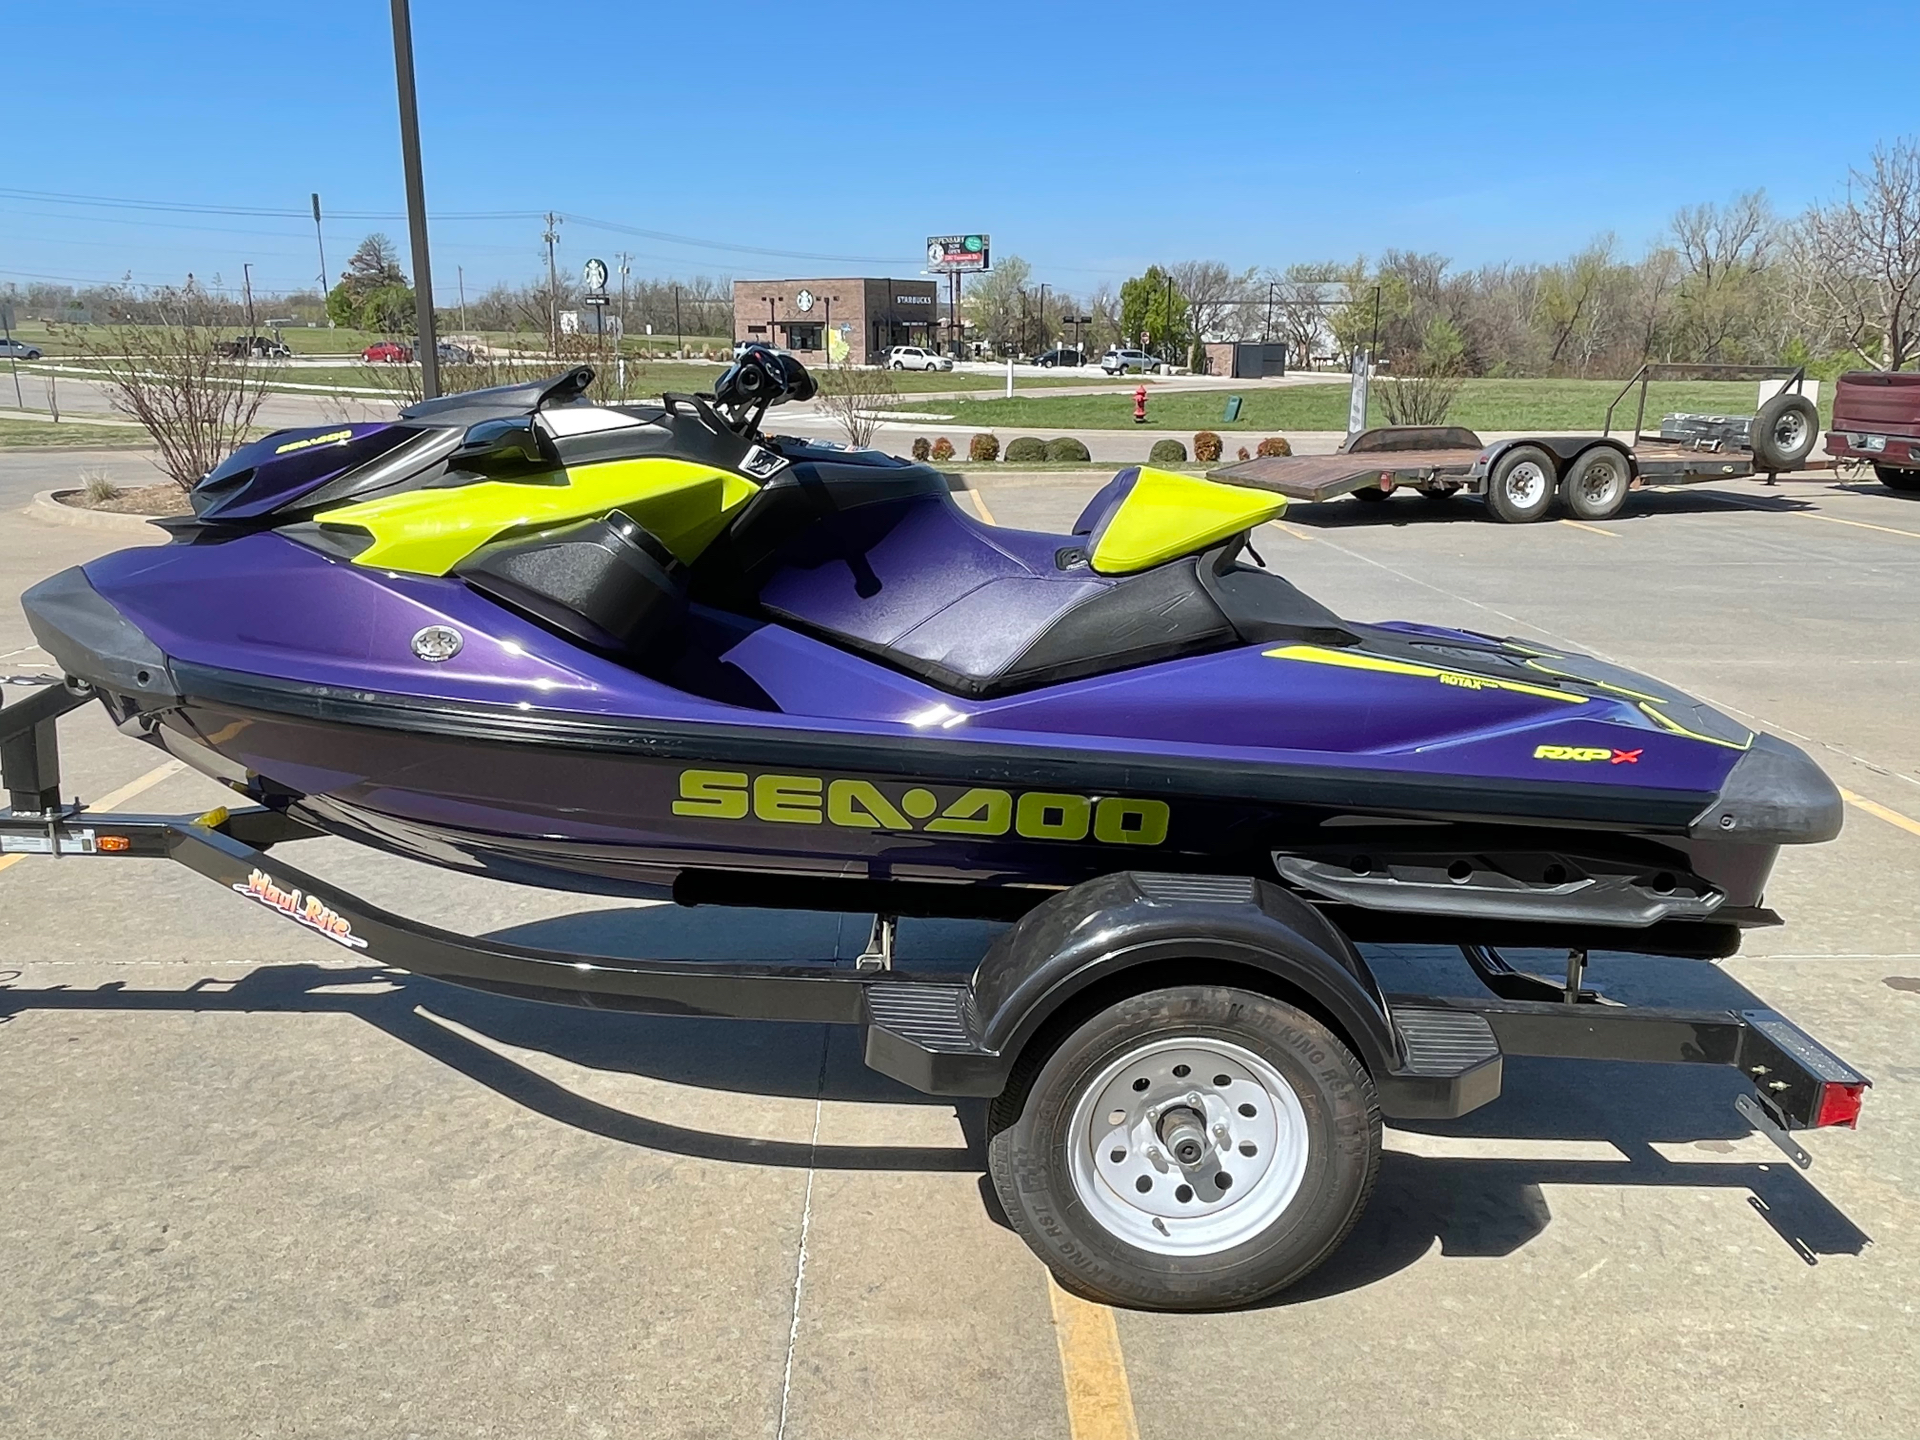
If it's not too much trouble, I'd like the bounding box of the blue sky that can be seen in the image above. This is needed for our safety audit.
[5,0,1915,302]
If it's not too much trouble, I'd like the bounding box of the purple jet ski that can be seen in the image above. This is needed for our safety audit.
[2,350,1865,1310]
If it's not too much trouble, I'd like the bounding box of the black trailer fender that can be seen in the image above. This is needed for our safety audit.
[961,872,1403,1092]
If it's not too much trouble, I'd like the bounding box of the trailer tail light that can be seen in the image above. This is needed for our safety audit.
[97,835,132,853]
[1814,1081,1866,1129]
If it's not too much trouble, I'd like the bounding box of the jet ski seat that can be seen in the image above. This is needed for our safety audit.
[754,467,1353,699]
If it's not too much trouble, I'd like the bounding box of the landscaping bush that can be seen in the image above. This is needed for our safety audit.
[1255,436,1292,457]
[1192,431,1223,463]
[930,436,955,462]
[1237,446,1251,461]
[1148,438,1187,466]
[968,432,1000,462]
[1004,436,1049,462]
[911,437,932,461]
[1045,436,1091,462]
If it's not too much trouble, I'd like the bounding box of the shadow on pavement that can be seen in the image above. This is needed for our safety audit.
[1279,486,1819,530]
[0,926,1873,1299]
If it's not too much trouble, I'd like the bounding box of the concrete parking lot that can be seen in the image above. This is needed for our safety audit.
[2,446,1917,1439]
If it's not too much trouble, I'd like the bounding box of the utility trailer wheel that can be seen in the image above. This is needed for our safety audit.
[1485,445,1557,523]
[1561,447,1630,521]
[1752,392,1820,471]
[1353,485,1392,503]
[1875,464,1920,493]
[987,984,1380,1311]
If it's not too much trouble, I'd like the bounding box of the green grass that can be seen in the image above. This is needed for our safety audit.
[888,379,1838,433]
[0,418,153,449]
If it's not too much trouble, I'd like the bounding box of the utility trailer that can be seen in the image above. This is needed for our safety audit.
[1214,363,1828,523]
[0,681,1871,1312]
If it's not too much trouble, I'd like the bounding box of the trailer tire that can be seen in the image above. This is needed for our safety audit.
[1874,464,1920,493]
[1353,485,1392,503]
[1561,447,1630,521]
[1485,445,1557,523]
[987,984,1380,1311]
[1752,392,1819,471]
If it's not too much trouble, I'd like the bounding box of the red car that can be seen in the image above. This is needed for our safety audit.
[362,341,414,364]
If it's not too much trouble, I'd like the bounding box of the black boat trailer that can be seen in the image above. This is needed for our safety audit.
[2,681,1870,1307]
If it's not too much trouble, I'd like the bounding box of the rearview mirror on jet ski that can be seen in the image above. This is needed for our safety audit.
[451,416,550,474]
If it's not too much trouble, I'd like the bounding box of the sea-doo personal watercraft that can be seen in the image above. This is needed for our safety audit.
[21,352,1839,952]
[5,350,1866,1310]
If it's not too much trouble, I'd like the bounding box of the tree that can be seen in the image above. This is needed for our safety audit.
[327,232,412,331]
[1670,192,1775,361]
[1120,266,1189,361]
[61,280,273,491]
[1169,261,1255,341]
[963,257,1032,356]
[814,360,899,449]
[1793,137,1920,370]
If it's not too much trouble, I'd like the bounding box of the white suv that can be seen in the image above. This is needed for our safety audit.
[1101,348,1163,375]
[887,345,954,372]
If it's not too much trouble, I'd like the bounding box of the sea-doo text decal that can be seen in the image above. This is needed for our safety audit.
[673,770,1170,846]
[1533,745,1641,764]
[232,868,370,949]
[274,428,355,454]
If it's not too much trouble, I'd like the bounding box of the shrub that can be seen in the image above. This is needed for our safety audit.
[1004,436,1048,462]
[1045,436,1091,462]
[1148,438,1187,466]
[1192,431,1223,463]
[1237,446,1251,461]
[930,436,955,462]
[969,432,1000,462]
[911,437,932,461]
[81,467,121,504]
[1256,436,1292,458]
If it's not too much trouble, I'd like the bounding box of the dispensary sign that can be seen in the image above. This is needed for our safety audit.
[927,235,990,273]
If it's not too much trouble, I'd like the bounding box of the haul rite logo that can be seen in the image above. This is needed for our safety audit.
[674,770,1169,846]
[1534,744,1642,765]
[232,868,369,949]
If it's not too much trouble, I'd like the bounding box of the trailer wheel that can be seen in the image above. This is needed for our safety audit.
[1752,392,1819,471]
[1561,448,1630,521]
[1353,485,1392,503]
[1485,445,1557,523]
[1874,464,1920,493]
[987,984,1380,1311]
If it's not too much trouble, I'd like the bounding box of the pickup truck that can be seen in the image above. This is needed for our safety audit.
[1825,370,1920,492]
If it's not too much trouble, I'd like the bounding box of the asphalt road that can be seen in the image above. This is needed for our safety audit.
[2,448,1917,1439]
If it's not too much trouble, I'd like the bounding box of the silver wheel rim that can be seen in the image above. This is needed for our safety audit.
[1067,1036,1310,1257]
[1773,411,1807,452]
[1577,458,1623,506]
[1505,460,1548,508]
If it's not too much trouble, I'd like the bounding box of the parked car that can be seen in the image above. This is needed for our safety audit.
[886,345,953,372]
[436,341,475,364]
[1826,370,1920,492]
[1100,348,1163,375]
[215,335,291,360]
[0,338,45,360]
[1033,348,1085,368]
[362,341,414,364]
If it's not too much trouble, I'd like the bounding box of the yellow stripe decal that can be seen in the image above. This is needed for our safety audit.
[1636,702,1752,750]
[1265,644,1584,703]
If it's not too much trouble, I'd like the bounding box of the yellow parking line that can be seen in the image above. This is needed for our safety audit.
[1560,519,1619,538]
[964,485,997,525]
[0,758,184,875]
[1266,519,1313,542]
[1801,512,1920,541]
[1841,787,1920,838]
[1047,1275,1139,1440]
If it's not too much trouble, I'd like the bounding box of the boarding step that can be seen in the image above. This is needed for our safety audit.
[862,982,1002,1097]
[1391,1006,1501,1076]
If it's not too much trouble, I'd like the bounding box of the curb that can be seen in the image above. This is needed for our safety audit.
[26,490,169,535]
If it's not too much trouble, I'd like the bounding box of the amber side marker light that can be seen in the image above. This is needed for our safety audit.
[97,835,132,853]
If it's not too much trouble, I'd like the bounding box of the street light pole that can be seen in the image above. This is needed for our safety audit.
[242,262,255,335]
[389,0,440,398]
[311,193,331,327]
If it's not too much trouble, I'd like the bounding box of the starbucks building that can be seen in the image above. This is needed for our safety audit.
[732,277,942,366]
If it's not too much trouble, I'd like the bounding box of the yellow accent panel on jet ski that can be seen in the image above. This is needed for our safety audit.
[1264,644,1585,704]
[315,457,757,574]
[1088,468,1285,575]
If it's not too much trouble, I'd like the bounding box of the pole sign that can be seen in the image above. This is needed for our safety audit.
[926,235,990,273]
[582,258,609,293]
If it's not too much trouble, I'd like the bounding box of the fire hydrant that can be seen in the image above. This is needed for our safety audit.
[1132,384,1148,424]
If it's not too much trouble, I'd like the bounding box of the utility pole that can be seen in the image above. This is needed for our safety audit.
[311,193,332,327]
[1163,272,1175,366]
[242,262,256,335]
[1264,280,1275,344]
[543,212,562,356]
[673,282,682,357]
[1038,282,1048,353]
[389,0,440,398]
[457,264,467,334]
[617,252,631,354]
